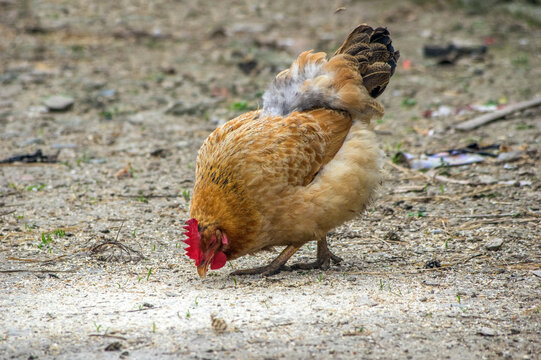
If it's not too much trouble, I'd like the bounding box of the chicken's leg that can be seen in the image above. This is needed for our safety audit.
[289,235,343,270]
[230,244,302,276]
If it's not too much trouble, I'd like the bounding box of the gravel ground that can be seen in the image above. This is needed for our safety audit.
[1,1,540,359]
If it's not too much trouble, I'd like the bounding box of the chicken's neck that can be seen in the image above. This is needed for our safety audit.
[190,173,262,260]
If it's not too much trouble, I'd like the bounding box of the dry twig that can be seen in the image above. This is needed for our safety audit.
[88,334,127,340]
[456,96,541,131]
[0,268,79,273]
[89,222,145,263]
[0,210,16,216]
[90,240,144,263]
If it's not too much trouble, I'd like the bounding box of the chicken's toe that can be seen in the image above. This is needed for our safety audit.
[230,244,300,276]
[289,235,343,270]
[289,259,330,271]
[230,265,290,277]
[329,252,343,264]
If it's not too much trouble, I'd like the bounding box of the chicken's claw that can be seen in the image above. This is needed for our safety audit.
[289,235,343,270]
[229,244,300,277]
[329,252,344,264]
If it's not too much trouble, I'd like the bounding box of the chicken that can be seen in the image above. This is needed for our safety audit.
[184,24,399,277]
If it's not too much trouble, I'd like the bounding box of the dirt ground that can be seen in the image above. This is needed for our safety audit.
[1,0,540,359]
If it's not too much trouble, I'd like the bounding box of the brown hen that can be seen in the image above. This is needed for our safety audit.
[184,25,399,277]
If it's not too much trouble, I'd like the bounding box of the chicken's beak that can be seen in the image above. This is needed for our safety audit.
[197,260,210,278]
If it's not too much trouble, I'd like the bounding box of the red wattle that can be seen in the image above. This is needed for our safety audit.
[210,252,227,270]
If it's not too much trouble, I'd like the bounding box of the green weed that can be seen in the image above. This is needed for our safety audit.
[38,233,53,252]
[401,98,417,108]
[516,124,534,130]
[230,101,249,111]
[139,191,148,203]
[27,184,46,192]
[53,229,66,237]
[511,53,529,67]
[77,152,91,166]
[99,107,119,120]
[182,189,191,202]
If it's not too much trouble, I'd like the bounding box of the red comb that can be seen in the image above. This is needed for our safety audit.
[182,218,203,266]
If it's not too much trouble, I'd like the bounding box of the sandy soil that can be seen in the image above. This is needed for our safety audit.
[1,1,540,359]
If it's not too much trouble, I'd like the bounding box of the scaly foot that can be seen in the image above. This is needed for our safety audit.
[289,235,342,270]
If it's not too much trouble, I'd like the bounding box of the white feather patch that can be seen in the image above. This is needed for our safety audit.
[262,60,336,117]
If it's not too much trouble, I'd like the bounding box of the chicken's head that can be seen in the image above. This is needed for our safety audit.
[183,218,228,277]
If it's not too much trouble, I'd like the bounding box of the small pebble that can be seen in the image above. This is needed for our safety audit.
[128,113,145,124]
[424,260,441,269]
[485,238,503,251]
[478,175,497,185]
[49,343,61,355]
[82,79,106,90]
[502,163,516,170]
[473,68,484,76]
[497,151,522,163]
[532,270,541,278]
[104,341,123,351]
[43,95,74,111]
[477,327,496,336]
[211,314,228,333]
[98,89,116,98]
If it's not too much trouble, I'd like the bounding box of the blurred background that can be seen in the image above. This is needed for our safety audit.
[1,0,540,155]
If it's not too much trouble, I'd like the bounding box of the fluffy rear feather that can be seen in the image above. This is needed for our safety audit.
[262,25,399,120]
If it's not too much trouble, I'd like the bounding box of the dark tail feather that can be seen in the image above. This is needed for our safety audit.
[335,25,400,98]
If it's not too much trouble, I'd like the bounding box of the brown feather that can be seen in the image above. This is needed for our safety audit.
[191,108,354,259]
